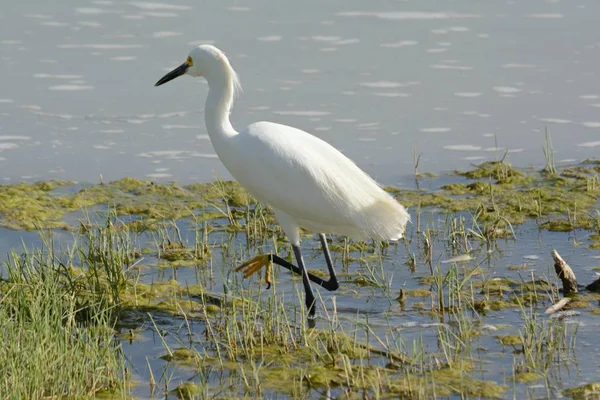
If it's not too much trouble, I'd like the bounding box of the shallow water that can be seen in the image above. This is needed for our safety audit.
[1,0,600,185]
[1,172,599,398]
[123,217,598,399]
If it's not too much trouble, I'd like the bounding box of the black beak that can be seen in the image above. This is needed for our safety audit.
[155,62,189,87]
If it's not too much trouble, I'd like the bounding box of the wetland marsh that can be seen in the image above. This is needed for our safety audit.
[2,160,600,398]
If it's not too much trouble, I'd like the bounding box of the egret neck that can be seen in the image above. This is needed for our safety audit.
[204,66,237,151]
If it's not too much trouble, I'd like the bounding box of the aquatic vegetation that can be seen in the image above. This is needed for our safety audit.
[564,382,600,399]
[0,177,264,231]
[0,180,73,230]
[1,161,598,243]
[172,381,202,399]
[511,371,542,383]
[0,159,598,398]
[0,246,126,398]
[496,334,522,347]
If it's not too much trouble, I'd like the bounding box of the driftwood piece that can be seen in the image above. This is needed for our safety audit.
[551,249,577,295]
[545,298,571,315]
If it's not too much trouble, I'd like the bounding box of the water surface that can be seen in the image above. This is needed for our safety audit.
[1,0,599,185]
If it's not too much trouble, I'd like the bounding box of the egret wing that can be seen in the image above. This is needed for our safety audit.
[223,122,408,240]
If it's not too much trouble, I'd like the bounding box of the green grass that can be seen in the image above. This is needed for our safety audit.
[0,245,127,398]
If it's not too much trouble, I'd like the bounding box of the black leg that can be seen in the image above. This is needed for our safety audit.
[268,232,339,292]
[318,234,339,291]
[238,234,340,319]
[291,244,316,318]
[269,252,338,291]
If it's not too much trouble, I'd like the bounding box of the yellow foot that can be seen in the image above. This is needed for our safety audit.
[235,254,273,289]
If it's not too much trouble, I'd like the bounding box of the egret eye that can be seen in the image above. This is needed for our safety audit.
[186,56,193,67]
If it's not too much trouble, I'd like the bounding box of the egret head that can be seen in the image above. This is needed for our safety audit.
[155,45,239,88]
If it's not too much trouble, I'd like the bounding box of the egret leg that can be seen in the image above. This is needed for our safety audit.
[291,244,316,318]
[237,234,340,291]
[236,235,341,321]
[269,235,338,291]
[318,233,339,291]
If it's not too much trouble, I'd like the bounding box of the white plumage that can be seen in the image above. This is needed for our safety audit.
[156,44,410,247]
[227,121,409,245]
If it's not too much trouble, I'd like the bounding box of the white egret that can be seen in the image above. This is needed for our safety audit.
[155,45,409,319]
